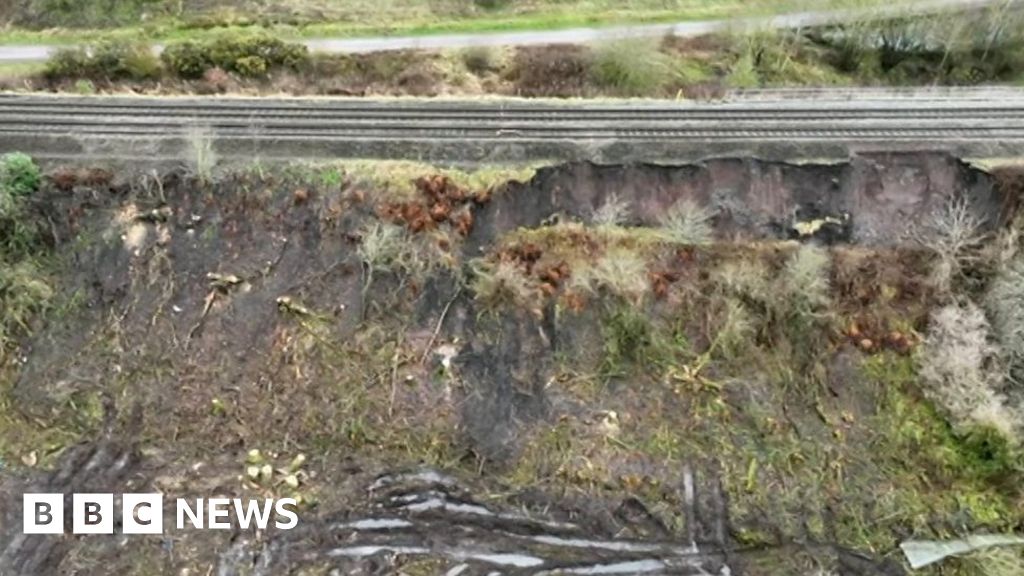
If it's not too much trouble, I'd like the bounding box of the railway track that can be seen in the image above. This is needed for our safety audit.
[4,91,1024,164]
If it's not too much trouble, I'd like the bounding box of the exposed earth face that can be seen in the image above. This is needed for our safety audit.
[0,152,1021,575]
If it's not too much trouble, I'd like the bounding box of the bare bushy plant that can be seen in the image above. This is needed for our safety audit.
[919,302,1020,442]
[471,259,537,310]
[571,248,648,303]
[591,193,632,228]
[658,199,715,245]
[922,196,987,296]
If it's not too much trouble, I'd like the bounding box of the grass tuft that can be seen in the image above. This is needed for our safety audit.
[590,39,673,96]
[658,199,715,245]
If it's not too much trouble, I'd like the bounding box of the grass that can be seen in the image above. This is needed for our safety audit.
[0,0,915,46]
[317,160,539,201]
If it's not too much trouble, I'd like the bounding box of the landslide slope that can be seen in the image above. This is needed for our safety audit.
[1,153,1022,575]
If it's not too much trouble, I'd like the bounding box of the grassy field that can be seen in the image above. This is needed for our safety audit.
[0,0,912,45]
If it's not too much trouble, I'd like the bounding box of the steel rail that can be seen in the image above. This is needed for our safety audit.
[4,92,1024,163]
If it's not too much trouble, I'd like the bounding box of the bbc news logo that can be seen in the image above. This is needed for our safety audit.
[23,494,298,534]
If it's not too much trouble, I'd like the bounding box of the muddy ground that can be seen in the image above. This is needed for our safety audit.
[1,152,1022,575]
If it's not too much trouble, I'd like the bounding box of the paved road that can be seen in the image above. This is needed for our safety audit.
[0,0,1001,64]
[3,88,1024,165]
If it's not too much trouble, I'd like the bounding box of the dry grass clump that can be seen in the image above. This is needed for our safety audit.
[590,39,673,96]
[713,259,771,304]
[714,298,755,358]
[657,199,715,245]
[570,248,649,304]
[471,259,538,310]
[780,244,831,318]
[919,302,1020,441]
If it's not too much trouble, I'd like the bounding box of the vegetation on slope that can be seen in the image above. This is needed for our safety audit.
[0,156,1022,573]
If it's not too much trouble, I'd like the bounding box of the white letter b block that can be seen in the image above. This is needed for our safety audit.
[73,493,114,534]
[24,494,63,534]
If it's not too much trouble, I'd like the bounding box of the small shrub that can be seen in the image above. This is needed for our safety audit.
[590,39,672,96]
[235,55,268,77]
[922,196,987,295]
[161,41,212,79]
[74,79,96,94]
[725,52,759,89]
[780,245,831,315]
[601,305,655,375]
[45,41,160,81]
[658,199,715,245]
[162,34,309,79]
[0,152,41,199]
[919,302,1019,441]
[43,46,91,81]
